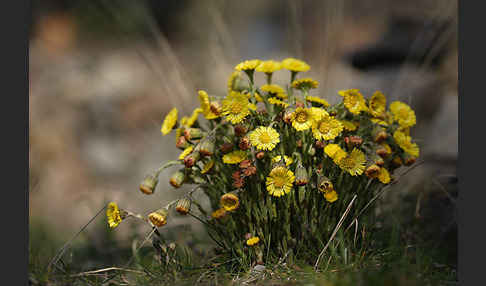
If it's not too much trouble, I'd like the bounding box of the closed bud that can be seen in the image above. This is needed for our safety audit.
[220,142,234,153]
[148,208,168,227]
[295,163,308,186]
[372,126,388,143]
[370,153,385,166]
[344,136,363,148]
[402,153,417,166]
[239,160,252,169]
[308,147,316,156]
[256,151,265,159]
[169,169,186,188]
[184,128,204,141]
[140,174,158,195]
[283,108,295,124]
[176,136,190,150]
[365,163,381,178]
[318,175,333,193]
[234,125,248,137]
[176,198,191,215]
[184,151,200,168]
[199,137,215,156]
[239,137,251,151]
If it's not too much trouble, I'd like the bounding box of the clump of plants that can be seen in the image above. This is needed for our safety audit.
[106,58,419,269]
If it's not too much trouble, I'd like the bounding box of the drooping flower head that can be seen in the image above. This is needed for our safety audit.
[390,101,416,128]
[148,208,168,227]
[266,166,295,197]
[337,148,366,176]
[106,202,124,229]
[368,91,387,118]
[161,107,178,135]
[222,150,247,164]
[281,58,310,72]
[338,89,368,115]
[221,91,257,124]
[249,126,280,151]
[220,193,240,211]
[228,70,243,93]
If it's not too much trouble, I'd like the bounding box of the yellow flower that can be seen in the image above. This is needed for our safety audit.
[368,91,387,118]
[249,126,280,151]
[246,236,260,246]
[179,146,193,160]
[371,118,389,126]
[198,90,219,119]
[324,144,347,162]
[260,84,287,99]
[235,59,261,71]
[324,190,338,203]
[254,92,264,102]
[201,160,214,174]
[161,107,178,135]
[220,193,240,211]
[337,148,366,176]
[306,96,330,107]
[221,91,256,124]
[266,166,295,197]
[390,101,416,128]
[312,114,343,141]
[338,89,368,115]
[281,58,310,72]
[377,167,391,184]
[148,209,168,227]
[340,120,358,131]
[223,150,247,164]
[256,60,282,74]
[380,143,392,155]
[184,108,202,127]
[291,78,319,90]
[211,208,227,219]
[272,155,293,166]
[393,130,420,157]
[290,107,315,131]
[228,70,242,93]
[106,202,123,229]
[268,97,289,108]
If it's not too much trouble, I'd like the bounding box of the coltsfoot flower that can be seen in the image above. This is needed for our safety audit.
[377,167,391,184]
[338,89,368,115]
[318,176,334,193]
[235,59,261,72]
[291,78,319,90]
[260,84,286,95]
[221,91,257,124]
[178,146,193,160]
[324,144,347,162]
[341,120,358,131]
[311,114,343,141]
[365,163,381,179]
[198,90,219,120]
[266,166,295,197]
[290,107,315,131]
[337,148,366,176]
[393,130,419,157]
[228,70,243,93]
[390,101,416,128]
[268,97,289,108]
[211,208,227,219]
[306,95,330,107]
[220,193,240,211]
[249,126,280,151]
[324,190,338,203]
[271,155,293,166]
[223,150,247,164]
[368,91,387,118]
[256,60,282,74]
[176,198,191,215]
[246,236,260,246]
[281,58,310,72]
[186,108,203,127]
[295,163,308,186]
[201,160,215,174]
[148,208,168,227]
[106,202,125,229]
[140,174,159,195]
[161,107,178,135]
[169,169,186,188]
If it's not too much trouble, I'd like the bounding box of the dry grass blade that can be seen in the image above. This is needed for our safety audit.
[314,194,358,271]
[70,267,148,277]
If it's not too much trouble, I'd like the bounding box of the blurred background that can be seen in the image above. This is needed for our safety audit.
[29,0,457,273]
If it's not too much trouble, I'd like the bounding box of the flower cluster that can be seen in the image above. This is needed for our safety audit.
[108,58,419,265]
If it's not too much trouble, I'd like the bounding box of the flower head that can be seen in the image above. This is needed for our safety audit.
[198,90,219,119]
[377,167,391,184]
[201,160,214,174]
[281,58,310,72]
[249,126,280,151]
[161,108,178,135]
[221,91,256,124]
[368,91,387,118]
[106,202,124,229]
[311,114,343,141]
[340,120,358,131]
[220,193,240,211]
[268,97,289,108]
[179,146,194,160]
[235,59,261,72]
[393,130,419,157]
[256,60,282,74]
[306,96,330,107]
[246,236,260,246]
[140,174,158,195]
[371,118,389,126]
[338,89,368,115]
[228,70,242,93]
[390,101,416,128]
[148,208,168,227]
[266,166,295,197]
[324,144,347,162]
[272,155,293,166]
[324,190,338,203]
[337,148,366,176]
[176,198,191,215]
[291,78,319,90]
[290,107,315,131]
[211,208,227,219]
[223,150,247,164]
[186,107,203,127]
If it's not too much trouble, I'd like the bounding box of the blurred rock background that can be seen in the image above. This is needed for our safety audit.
[29,0,457,267]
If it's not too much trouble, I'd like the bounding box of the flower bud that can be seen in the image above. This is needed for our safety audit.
[211,208,228,220]
[256,151,265,159]
[403,153,417,166]
[295,163,308,186]
[184,128,204,141]
[220,142,234,153]
[392,156,403,167]
[283,108,295,124]
[238,137,251,151]
[372,126,388,143]
[308,147,316,156]
[199,137,215,156]
[148,208,168,227]
[318,175,333,193]
[344,136,363,148]
[234,124,248,137]
[376,143,392,158]
[140,174,158,195]
[169,169,186,188]
[176,136,190,150]
[184,151,200,168]
[242,166,257,176]
[176,198,191,215]
[365,163,381,178]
